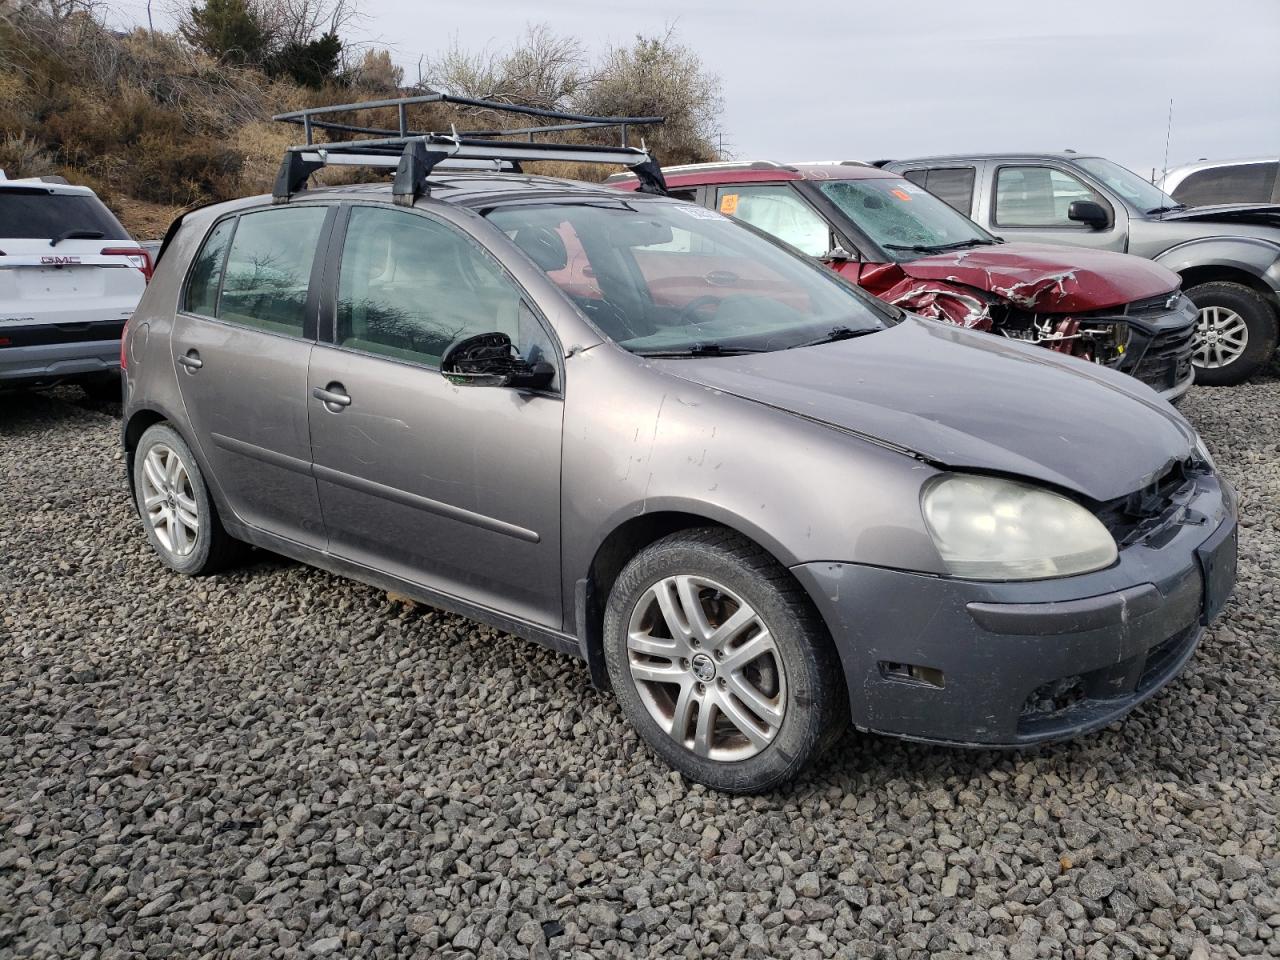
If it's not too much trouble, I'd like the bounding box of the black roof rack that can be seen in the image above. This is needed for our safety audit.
[271,93,668,204]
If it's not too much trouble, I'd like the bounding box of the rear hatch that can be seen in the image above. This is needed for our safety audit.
[0,186,148,329]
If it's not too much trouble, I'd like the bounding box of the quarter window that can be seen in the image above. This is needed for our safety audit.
[714,185,831,257]
[184,218,234,317]
[218,206,328,335]
[336,206,540,369]
[995,166,1105,226]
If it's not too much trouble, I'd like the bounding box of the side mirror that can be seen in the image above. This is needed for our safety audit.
[441,332,555,390]
[1067,199,1110,229]
[821,245,858,263]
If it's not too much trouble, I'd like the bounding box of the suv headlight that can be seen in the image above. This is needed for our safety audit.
[922,474,1117,580]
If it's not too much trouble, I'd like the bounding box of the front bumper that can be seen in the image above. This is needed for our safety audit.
[1113,294,1198,401]
[793,473,1236,747]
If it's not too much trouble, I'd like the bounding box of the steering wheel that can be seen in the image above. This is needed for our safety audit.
[677,295,727,325]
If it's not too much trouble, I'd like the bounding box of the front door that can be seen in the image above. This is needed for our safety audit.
[987,164,1127,251]
[308,204,564,627]
[170,204,332,548]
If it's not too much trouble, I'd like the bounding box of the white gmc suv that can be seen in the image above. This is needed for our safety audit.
[0,173,151,398]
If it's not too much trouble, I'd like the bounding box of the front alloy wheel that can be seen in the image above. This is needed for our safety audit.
[1193,305,1249,370]
[604,528,846,793]
[626,575,787,761]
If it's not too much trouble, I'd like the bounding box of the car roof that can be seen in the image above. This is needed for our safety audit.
[0,175,99,197]
[607,160,900,189]
[883,152,1100,165]
[195,172,648,217]
[1161,156,1279,188]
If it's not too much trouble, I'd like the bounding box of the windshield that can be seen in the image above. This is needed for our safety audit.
[816,178,996,261]
[1073,157,1181,214]
[485,200,893,355]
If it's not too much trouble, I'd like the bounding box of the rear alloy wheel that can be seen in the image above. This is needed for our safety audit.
[604,528,846,793]
[1186,281,1279,386]
[133,423,243,575]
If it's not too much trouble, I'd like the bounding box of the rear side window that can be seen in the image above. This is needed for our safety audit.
[218,206,327,336]
[900,168,976,213]
[184,219,234,317]
[1172,163,1278,206]
[0,188,129,240]
[922,168,976,213]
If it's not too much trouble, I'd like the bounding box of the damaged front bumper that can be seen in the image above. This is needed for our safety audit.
[791,472,1236,747]
[1108,293,1198,402]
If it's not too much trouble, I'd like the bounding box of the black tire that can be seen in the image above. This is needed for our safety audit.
[1185,281,1279,386]
[133,423,243,576]
[603,528,847,793]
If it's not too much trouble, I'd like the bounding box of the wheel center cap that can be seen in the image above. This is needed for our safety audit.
[691,654,716,682]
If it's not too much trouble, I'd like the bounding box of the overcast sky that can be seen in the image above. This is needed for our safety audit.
[121,0,1279,179]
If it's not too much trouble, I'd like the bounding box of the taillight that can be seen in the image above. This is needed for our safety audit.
[101,247,154,283]
[120,317,129,371]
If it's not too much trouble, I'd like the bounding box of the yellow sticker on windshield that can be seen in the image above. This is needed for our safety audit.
[719,194,739,215]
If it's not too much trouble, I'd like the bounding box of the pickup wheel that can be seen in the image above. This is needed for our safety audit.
[1185,281,1278,386]
[133,423,244,576]
[603,528,847,794]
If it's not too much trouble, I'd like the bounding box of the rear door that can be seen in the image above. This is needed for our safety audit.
[170,203,333,548]
[307,203,564,626]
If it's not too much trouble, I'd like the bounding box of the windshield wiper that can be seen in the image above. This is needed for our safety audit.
[1145,204,1186,215]
[787,326,879,350]
[883,238,993,254]
[633,343,769,358]
[49,229,105,247]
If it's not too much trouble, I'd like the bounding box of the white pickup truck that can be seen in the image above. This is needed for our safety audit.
[0,173,151,398]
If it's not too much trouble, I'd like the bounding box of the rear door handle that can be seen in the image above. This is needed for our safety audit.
[177,350,203,370]
[312,384,352,409]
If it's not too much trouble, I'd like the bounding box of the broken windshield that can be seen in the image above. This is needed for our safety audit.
[816,178,997,262]
[485,200,893,356]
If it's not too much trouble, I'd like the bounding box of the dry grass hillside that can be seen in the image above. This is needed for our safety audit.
[0,9,717,239]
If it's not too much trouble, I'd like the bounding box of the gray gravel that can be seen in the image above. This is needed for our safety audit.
[2,379,1278,960]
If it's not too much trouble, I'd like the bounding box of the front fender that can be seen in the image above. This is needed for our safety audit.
[1154,236,1280,296]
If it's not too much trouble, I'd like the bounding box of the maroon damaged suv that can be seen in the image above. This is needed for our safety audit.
[608,161,1198,401]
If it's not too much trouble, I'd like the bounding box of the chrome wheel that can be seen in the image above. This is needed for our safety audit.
[1194,305,1249,369]
[626,575,787,762]
[140,443,199,557]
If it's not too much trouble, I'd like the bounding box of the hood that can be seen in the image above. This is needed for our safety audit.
[658,316,1195,503]
[896,243,1179,312]
[1158,203,1280,229]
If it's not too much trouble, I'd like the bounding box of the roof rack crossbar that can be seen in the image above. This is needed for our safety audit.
[271,94,669,202]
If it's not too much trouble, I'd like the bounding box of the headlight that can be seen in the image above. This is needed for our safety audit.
[922,474,1117,580]
[1193,434,1217,472]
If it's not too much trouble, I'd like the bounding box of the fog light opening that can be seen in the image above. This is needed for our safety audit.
[879,661,945,689]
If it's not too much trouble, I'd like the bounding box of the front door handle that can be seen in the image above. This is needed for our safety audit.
[312,383,351,410]
[177,350,203,370]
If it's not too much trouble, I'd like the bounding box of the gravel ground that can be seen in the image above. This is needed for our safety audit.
[1,378,1278,960]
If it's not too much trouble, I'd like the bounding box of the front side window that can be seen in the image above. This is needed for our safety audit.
[218,206,328,336]
[486,199,892,356]
[817,178,995,261]
[184,218,234,317]
[715,185,831,257]
[336,206,544,369]
[1172,163,1278,207]
[995,166,1105,226]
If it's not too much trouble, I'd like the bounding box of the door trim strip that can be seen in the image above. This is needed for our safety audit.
[211,432,313,475]
[313,463,541,544]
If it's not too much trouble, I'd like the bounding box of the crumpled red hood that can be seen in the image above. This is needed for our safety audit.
[896,242,1179,312]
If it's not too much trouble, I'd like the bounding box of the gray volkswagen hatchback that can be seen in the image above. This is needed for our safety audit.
[122,98,1237,792]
